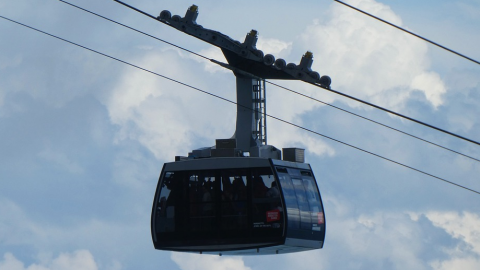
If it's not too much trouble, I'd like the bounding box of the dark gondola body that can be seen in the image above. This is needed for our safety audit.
[151,157,325,255]
[111,3,335,256]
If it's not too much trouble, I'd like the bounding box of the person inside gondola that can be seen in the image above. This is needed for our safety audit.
[253,176,268,198]
[267,181,280,198]
[221,177,234,229]
[267,181,282,212]
[252,175,268,223]
[202,182,213,215]
[232,176,247,228]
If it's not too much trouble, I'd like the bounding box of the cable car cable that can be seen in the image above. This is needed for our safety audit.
[1,14,478,196]
[54,0,480,162]
[109,0,480,147]
[306,81,480,147]
[268,81,480,163]
[56,0,209,61]
[333,0,480,66]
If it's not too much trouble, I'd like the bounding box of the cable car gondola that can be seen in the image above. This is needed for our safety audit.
[152,155,325,255]
[115,3,334,255]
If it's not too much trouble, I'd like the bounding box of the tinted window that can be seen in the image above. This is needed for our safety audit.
[188,171,216,232]
[154,171,186,234]
[276,171,300,230]
[302,176,324,230]
[291,178,312,230]
[154,167,283,241]
[220,169,248,232]
[276,167,324,232]
[251,168,283,236]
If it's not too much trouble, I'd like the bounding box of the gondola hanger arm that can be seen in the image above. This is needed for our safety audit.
[113,0,332,87]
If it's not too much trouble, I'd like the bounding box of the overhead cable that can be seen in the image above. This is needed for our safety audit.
[1,14,479,196]
[110,0,480,147]
[268,81,480,163]
[57,0,209,61]
[333,0,480,66]
[55,0,480,161]
[307,81,480,147]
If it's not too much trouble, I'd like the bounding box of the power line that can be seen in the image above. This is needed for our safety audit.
[55,0,480,162]
[1,14,479,196]
[333,0,480,66]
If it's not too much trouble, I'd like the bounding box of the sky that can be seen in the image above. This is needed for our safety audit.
[1,0,480,269]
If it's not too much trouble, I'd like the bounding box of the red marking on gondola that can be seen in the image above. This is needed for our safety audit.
[266,209,280,222]
[318,212,324,224]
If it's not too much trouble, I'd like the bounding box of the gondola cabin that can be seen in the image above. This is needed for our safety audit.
[119,3,335,255]
[152,156,325,255]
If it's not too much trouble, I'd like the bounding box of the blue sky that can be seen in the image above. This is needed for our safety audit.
[1,0,480,269]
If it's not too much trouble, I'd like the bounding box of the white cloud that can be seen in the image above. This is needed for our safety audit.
[267,119,335,158]
[2,1,479,270]
[111,145,157,189]
[256,38,292,58]
[0,199,45,247]
[330,212,427,269]
[195,47,229,74]
[257,198,432,270]
[103,0,452,161]
[264,79,336,158]
[0,250,98,270]
[402,211,480,270]
[431,257,480,270]
[298,0,447,110]
[171,253,251,270]
[0,197,137,269]
[105,48,237,161]
[106,50,205,160]
[279,200,479,270]
[410,72,446,108]
[426,211,480,255]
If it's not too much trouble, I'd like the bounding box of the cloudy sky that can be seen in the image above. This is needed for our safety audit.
[1,0,480,269]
